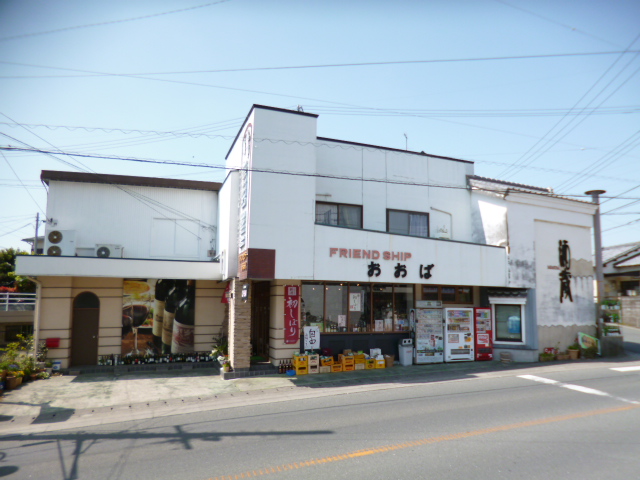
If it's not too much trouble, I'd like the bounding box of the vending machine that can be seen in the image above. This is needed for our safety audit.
[444,308,474,362]
[474,307,493,361]
[410,307,444,364]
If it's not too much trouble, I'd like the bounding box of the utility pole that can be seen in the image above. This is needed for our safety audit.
[585,189,606,337]
[34,212,40,254]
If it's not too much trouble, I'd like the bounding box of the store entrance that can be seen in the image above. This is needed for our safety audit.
[71,292,100,366]
[251,281,270,361]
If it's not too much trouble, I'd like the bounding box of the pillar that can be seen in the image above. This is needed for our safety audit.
[228,278,252,371]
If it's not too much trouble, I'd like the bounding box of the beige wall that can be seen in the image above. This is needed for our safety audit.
[537,324,597,352]
[36,276,228,368]
[269,280,302,365]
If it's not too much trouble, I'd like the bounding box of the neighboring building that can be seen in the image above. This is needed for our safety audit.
[17,105,598,371]
[21,235,44,254]
[602,241,640,327]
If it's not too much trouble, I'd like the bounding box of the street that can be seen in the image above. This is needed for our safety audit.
[1,358,639,480]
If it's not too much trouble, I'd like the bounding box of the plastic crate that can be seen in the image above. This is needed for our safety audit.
[331,364,343,373]
[319,365,331,374]
[355,363,365,370]
[375,359,386,369]
[307,354,319,366]
[365,359,376,369]
[320,357,334,366]
[293,355,308,368]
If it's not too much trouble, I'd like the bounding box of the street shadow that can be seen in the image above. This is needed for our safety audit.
[68,368,219,383]
[0,452,18,478]
[0,400,75,425]
[2,426,333,480]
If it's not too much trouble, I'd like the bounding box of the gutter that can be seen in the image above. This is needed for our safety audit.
[27,276,42,362]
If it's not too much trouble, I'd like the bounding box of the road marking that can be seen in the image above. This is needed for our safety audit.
[518,374,640,405]
[210,403,639,480]
[611,366,640,372]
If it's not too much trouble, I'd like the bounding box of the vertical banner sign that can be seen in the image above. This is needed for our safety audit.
[284,285,300,344]
[304,326,320,350]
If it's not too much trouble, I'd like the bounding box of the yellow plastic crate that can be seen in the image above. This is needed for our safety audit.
[375,359,386,369]
[293,355,308,368]
[320,357,334,366]
[331,364,343,373]
[295,365,308,375]
[365,359,376,369]
[341,357,355,367]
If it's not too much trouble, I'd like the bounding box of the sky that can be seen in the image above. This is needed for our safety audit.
[0,0,639,252]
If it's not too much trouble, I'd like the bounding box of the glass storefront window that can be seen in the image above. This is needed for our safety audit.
[348,284,370,332]
[372,284,394,332]
[326,284,349,332]
[393,284,413,332]
[494,304,523,342]
[301,283,324,331]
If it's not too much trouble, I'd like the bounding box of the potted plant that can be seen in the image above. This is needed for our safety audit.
[582,345,599,359]
[218,356,231,372]
[539,351,555,362]
[567,343,580,360]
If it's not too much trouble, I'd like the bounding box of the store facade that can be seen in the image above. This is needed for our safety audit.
[18,104,598,371]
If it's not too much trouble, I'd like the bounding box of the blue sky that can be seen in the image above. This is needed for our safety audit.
[1,0,639,251]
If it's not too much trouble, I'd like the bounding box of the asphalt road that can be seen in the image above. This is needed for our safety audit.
[2,360,639,480]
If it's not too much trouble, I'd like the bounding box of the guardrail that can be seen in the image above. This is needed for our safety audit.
[0,292,36,311]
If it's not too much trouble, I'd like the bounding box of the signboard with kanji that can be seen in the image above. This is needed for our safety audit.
[284,285,300,344]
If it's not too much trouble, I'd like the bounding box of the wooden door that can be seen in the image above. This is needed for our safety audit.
[250,282,270,360]
[71,292,100,366]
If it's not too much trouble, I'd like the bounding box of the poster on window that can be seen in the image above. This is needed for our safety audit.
[349,292,362,311]
[122,279,195,357]
[284,285,300,344]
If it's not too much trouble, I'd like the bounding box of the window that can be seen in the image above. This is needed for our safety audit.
[493,304,524,342]
[301,282,413,333]
[315,202,362,229]
[421,285,474,304]
[387,209,429,238]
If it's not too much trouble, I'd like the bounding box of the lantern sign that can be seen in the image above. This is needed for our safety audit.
[304,326,320,350]
[284,285,300,344]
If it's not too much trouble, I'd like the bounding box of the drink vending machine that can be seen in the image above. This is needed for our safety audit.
[410,307,444,364]
[474,308,493,361]
[444,308,474,362]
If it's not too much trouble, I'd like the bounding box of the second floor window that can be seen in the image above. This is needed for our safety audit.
[387,209,429,238]
[315,202,362,229]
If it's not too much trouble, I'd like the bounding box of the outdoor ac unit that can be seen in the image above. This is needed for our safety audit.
[44,229,76,256]
[95,244,124,258]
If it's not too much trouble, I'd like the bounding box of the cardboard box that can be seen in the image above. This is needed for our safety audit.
[319,366,331,374]
[384,355,395,368]
[331,364,343,373]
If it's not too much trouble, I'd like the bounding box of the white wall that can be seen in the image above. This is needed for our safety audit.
[46,181,217,260]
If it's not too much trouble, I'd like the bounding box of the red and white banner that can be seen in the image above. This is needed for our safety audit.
[284,285,300,344]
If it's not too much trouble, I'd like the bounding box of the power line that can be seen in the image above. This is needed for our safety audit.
[4,145,639,201]
[0,0,235,42]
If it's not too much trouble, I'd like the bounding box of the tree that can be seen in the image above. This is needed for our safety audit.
[0,248,35,293]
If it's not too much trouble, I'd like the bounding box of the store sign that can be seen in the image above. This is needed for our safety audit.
[329,248,412,261]
[303,326,320,350]
[329,247,435,281]
[284,285,300,344]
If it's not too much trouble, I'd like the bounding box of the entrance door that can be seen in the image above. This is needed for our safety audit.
[250,282,271,360]
[71,292,100,366]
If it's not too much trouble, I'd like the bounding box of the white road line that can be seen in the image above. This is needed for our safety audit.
[518,374,639,405]
[611,366,640,372]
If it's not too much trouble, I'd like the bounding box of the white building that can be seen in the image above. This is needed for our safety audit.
[17,105,597,372]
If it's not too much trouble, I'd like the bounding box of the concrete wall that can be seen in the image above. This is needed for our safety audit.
[621,296,640,327]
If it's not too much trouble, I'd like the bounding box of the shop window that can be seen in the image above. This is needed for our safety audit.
[422,285,473,304]
[301,283,325,331]
[387,209,429,238]
[302,282,414,333]
[326,284,349,332]
[4,324,33,344]
[492,303,524,343]
[315,202,362,229]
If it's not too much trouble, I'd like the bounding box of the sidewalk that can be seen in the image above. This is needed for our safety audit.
[2,353,640,435]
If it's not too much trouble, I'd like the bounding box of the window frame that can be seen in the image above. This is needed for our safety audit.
[386,209,430,238]
[421,285,474,304]
[315,202,363,229]
[489,297,527,345]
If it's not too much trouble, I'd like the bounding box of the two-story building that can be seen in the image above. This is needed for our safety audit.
[17,105,598,372]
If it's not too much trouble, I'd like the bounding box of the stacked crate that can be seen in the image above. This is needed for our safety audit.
[308,354,319,374]
[293,355,308,375]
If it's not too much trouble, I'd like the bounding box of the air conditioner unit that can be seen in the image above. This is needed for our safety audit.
[44,229,76,256]
[95,244,124,258]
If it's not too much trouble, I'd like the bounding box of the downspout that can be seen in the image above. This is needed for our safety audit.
[27,276,42,362]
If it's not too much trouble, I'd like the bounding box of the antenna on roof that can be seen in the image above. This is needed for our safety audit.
[297,105,304,112]
[404,133,408,151]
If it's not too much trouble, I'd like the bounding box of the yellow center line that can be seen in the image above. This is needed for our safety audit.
[211,404,639,480]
